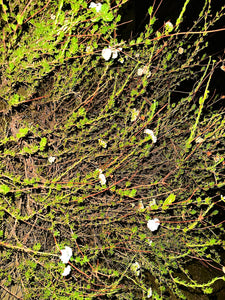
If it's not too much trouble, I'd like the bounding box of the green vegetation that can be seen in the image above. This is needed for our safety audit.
[0,0,224,299]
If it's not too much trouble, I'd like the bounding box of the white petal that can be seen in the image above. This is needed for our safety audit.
[178,47,184,54]
[99,173,106,185]
[147,287,153,298]
[112,50,118,59]
[62,265,71,276]
[147,218,160,232]
[131,108,139,122]
[98,139,107,148]
[60,246,73,264]
[144,129,157,143]
[195,137,204,144]
[137,68,143,76]
[131,262,141,276]
[48,156,56,164]
[165,21,173,32]
[95,3,102,12]
[102,48,112,61]
[148,239,153,246]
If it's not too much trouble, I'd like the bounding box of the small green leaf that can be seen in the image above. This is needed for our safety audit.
[16,127,29,139]
[0,184,10,194]
[33,243,41,251]
[39,137,47,151]
[148,6,153,15]
[16,14,24,25]
[162,193,176,210]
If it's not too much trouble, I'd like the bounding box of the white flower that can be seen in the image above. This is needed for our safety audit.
[149,198,156,207]
[148,239,153,246]
[60,246,73,264]
[137,66,149,76]
[147,218,160,232]
[147,287,153,298]
[86,46,92,53]
[118,57,124,64]
[144,129,157,143]
[102,47,122,61]
[178,47,184,54]
[102,48,112,61]
[50,14,56,20]
[111,47,122,59]
[112,49,118,59]
[97,169,106,185]
[137,68,144,76]
[99,173,106,185]
[221,195,225,201]
[89,2,102,12]
[131,108,139,122]
[196,136,204,144]
[98,139,107,148]
[131,261,141,276]
[62,265,71,276]
[48,156,56,164]
[165,21,173,32]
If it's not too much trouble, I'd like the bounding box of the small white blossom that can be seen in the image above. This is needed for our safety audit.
[102,47,122,61]
[102,48,112,61]
[112,49,118,59]
[62,265,71,276]
[131,108,139,122]
[99,173,106,185]
[149,198,156,207]
[118,57,124,64]
[137,68,144,76]
[50,14,56,20]
[48,156,56,164]
[86,46,92,53]
[178,47,184,54]
[131,261,141,276]
[196,136,204,144]
[165,21,173,32]
[111,47,122,59]
[147,218,160,232]
[147,287,153,298]
[98,139,107,148]
[137,66,149,76]
[144,129,157,143]
[97,169,106,185]
[89,2,102,12]
[148,239,153,246]
[221,195,225,201]
[60,246,73,264]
